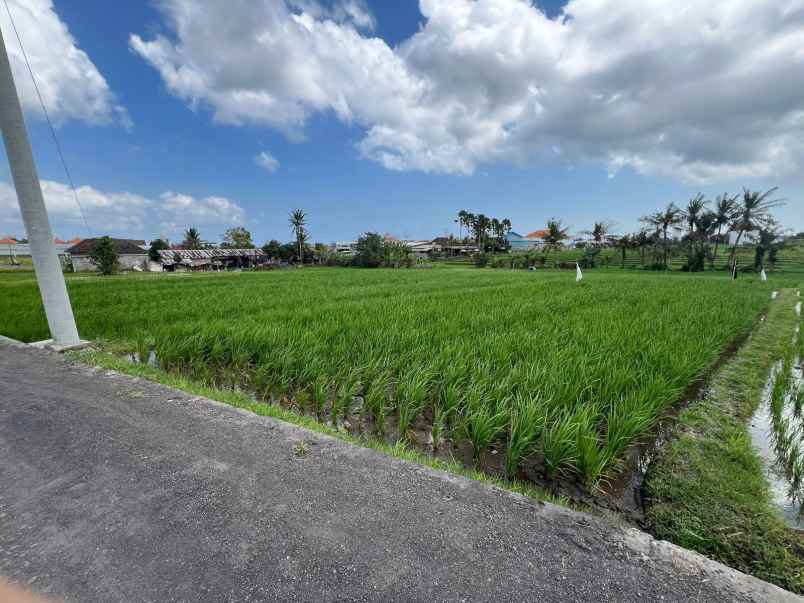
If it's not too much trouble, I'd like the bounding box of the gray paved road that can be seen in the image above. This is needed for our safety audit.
[0,343,798,602]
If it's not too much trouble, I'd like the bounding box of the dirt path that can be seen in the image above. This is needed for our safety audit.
[0,342,798,602]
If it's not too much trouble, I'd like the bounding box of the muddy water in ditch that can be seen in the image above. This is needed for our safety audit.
[749,356,804,529]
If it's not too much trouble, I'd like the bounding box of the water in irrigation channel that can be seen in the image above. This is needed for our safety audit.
[749,356,804,530]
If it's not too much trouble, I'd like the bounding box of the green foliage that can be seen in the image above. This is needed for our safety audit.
[182,227,203,250]
[148,238,169,262]
[577,246,600,269]
[505,394,546,478]
[289,209,308,263]
[89,236,119,276]
[221,226,254,249]
[353,232,385,268]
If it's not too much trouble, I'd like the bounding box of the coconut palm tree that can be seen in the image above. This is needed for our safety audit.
[712,193,739,264]
[683,194,707,235]
[727,188,784,273]
[633,230,650,266]
[456,210,471,242]
[289,209,307,264]
[753,220,783,272]
[641,203,682,270]
[542,219,569,269]
[585,221,614,245]
[614,234,633,268]
[182,227,202,250]
[472,214,490,251]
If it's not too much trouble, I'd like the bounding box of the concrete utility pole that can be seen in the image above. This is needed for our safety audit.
[0,26,80,347]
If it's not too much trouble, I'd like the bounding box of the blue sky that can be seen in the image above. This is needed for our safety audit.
[0,0,802,245]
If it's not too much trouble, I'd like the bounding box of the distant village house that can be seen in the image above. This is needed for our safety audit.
[66,238,149,272]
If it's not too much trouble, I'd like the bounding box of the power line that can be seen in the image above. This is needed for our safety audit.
[2,0,93,237]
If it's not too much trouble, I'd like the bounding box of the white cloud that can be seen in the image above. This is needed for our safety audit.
[0,180,246,240]
[130,0,804,184]
[0,0,127,126]
[255,150,280,173]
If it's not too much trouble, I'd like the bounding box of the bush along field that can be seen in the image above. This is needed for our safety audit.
[0,269,772,492]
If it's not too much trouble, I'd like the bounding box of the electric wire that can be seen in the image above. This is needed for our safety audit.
[2,0,93,236]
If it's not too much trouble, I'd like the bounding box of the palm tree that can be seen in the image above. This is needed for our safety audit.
[753,220,782,272]
[542,219,569,269]
[614,234,633,268]
[712,193,739,264]
[586,221,613,245]
[727,188,784,273]
[289,209,307,264]
[457,210,470,242]
[641,203,682,270]
[473,214,490,251]
[683,194,707,235]
[634,230,650,266]
[182,227,202,250]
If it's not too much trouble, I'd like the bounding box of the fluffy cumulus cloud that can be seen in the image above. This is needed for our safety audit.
[131,0,804,183]
[0,0,127,126]
[255,150,280,172]
[0,180,246,239]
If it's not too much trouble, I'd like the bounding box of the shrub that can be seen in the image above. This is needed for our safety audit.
[89,236,119,276]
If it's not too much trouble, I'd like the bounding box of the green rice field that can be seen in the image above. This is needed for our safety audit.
[0,268,774,486]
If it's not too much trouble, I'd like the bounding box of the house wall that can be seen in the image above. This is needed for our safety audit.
[71,254,148,272]
[509,239,540,251]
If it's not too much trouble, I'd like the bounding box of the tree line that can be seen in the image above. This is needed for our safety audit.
[485,187,789,273]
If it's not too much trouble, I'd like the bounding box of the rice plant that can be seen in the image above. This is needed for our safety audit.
[397,369,432,440]
[541,411,579,480]
[504,393,546,478]
[0,268,771,489]
[461,384,508,465]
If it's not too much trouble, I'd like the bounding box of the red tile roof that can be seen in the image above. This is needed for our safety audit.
[0,238,17,245]
[524,229,550,240]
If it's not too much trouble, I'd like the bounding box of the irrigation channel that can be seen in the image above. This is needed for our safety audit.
[750,296,804,529]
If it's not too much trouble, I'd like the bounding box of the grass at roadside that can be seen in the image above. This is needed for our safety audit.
[645,287,804,593]
[69,347,575,511]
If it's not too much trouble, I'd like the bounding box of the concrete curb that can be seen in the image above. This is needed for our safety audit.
[90,357,802,602]
[0,334,24,346]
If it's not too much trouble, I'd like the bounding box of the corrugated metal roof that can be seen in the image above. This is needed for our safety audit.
[158,248,265,261]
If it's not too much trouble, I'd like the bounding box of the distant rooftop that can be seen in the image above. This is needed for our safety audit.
[66,238,146,256]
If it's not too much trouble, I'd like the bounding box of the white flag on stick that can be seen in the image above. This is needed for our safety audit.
[576,262,583,283]
[760,268,768,282]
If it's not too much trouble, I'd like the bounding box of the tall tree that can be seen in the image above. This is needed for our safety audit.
[712,193,739,263]
[182,227,202,250]
[683,194,707,235]
[354,232,385,268]
[261,239,282,259]
[221,226,254,249]
[542,219,569,269]
[641,203,682,270]
[614,234,633,268]
[728,188,784,272]
[472,214,491,251]
[457,210,471,242]
[687,210,717,271]
[289,209,307,264]
[587,221,614,245]
[753,220,782,272]
[634,230,651,266]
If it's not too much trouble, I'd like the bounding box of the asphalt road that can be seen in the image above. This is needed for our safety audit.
[0,343,798,602]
